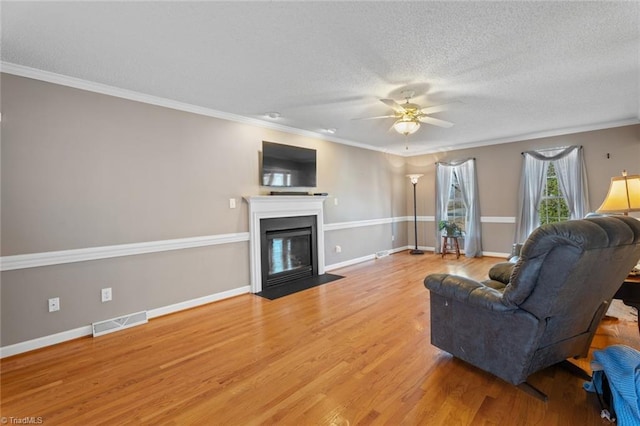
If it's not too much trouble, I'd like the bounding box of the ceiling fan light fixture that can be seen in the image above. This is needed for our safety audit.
[393,117,420,135]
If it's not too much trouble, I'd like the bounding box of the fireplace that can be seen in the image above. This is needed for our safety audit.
[260,216,318,288]
[244,195,327,293]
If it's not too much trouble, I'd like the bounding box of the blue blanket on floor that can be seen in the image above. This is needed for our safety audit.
[584,345,640,425]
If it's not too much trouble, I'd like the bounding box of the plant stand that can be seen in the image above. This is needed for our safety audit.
[441,236,460,259]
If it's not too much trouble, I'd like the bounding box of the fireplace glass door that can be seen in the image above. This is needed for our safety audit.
[260,215,318,288]
[266,228,313,286]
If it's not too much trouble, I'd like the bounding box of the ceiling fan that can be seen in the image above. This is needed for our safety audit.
[356,90,454,136]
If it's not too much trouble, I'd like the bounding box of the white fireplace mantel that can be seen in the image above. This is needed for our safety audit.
[244,195,328,293]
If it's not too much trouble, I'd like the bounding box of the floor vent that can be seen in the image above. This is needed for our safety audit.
[92,311,148,337]
[375,250,390,259]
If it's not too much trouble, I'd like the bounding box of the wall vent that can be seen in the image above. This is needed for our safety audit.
[92,311,148,337]
[375,250,390,259]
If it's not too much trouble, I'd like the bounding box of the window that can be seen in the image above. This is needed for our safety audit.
[436,159,482,257]
[516,146,589,243]
[446,171,467,233]
[538,163,570,225]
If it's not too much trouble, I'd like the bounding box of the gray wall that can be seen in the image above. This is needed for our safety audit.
[2,72,638,348]
[0,74,407,346]
[406,124,640,252]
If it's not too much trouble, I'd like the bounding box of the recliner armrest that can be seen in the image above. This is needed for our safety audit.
[488,262,515,284]
[424,273,515,312]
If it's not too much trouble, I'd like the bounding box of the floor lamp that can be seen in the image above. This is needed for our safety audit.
[407,174,424,255]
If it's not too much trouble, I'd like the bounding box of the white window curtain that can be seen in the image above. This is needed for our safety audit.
[435,165,453,254]
[515,145,590,242]
[435,158,483,257]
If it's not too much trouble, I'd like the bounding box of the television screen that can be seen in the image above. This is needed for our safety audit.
[261,141,317,187]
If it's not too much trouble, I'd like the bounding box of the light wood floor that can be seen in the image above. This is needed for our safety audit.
[2,252,638,425]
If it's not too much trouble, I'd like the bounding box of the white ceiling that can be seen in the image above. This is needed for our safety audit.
[2,1,639,156]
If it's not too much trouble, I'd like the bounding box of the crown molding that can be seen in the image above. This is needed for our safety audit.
[0,62,387,155]
[3,62,635,159]
[404,118,640,156]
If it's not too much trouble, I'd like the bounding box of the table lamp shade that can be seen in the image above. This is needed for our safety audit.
[596,172,640,214]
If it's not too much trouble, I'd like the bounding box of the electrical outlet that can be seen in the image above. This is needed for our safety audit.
[101,287,112,302]
[334,198,339,206]
[335,245,342,253]
[392,235,395,241]
[229,198,236,209]
[48,297,60,312]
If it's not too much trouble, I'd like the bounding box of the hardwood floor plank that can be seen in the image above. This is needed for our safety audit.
[2,251,638,425]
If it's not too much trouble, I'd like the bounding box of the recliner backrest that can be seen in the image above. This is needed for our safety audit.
[502,217,640,336]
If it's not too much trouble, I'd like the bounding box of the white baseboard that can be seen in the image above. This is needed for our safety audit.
[482,251,510,258]
[1,246,509,358]
[147,286,250,318]
[411,246,509,259]
[325,254,376,271]
[0,285,251,359]
[8,251,439,355]
[417,245,436,252]
[325,246,415,271]
[0,326,93,359]
[390,246,412,254]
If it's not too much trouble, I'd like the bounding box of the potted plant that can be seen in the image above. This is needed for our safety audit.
[438,220,463,237]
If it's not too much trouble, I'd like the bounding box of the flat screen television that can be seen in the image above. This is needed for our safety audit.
[261,141,317,187]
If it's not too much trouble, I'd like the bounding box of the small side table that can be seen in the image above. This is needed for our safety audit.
[441,236,460,259]
[613,274,640,334]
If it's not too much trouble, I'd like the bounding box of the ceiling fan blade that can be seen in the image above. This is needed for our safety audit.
[352,114,397,121]
[418,116,454,128]
[420,104,449,115]
[420,101,461,115]
[380,98,406,113]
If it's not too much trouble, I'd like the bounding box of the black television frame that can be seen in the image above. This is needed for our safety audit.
[261,141,317,188]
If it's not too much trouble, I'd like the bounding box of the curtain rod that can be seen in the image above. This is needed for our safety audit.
[521,145,582,155]
[435,157,475,165]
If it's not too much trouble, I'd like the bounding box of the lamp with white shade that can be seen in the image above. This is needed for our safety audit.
[596,170,640,215]
[394,117,421,136]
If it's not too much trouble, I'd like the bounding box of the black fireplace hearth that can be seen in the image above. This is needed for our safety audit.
[256,272,344,300]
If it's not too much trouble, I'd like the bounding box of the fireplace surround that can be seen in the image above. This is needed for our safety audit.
[244,195,328,293]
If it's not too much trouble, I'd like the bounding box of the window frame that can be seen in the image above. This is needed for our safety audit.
[538,163,570,225]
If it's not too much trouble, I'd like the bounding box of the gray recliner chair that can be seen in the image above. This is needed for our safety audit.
[424,216,640,400]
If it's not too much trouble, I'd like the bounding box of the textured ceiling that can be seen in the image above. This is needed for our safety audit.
[2,1,639,156]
